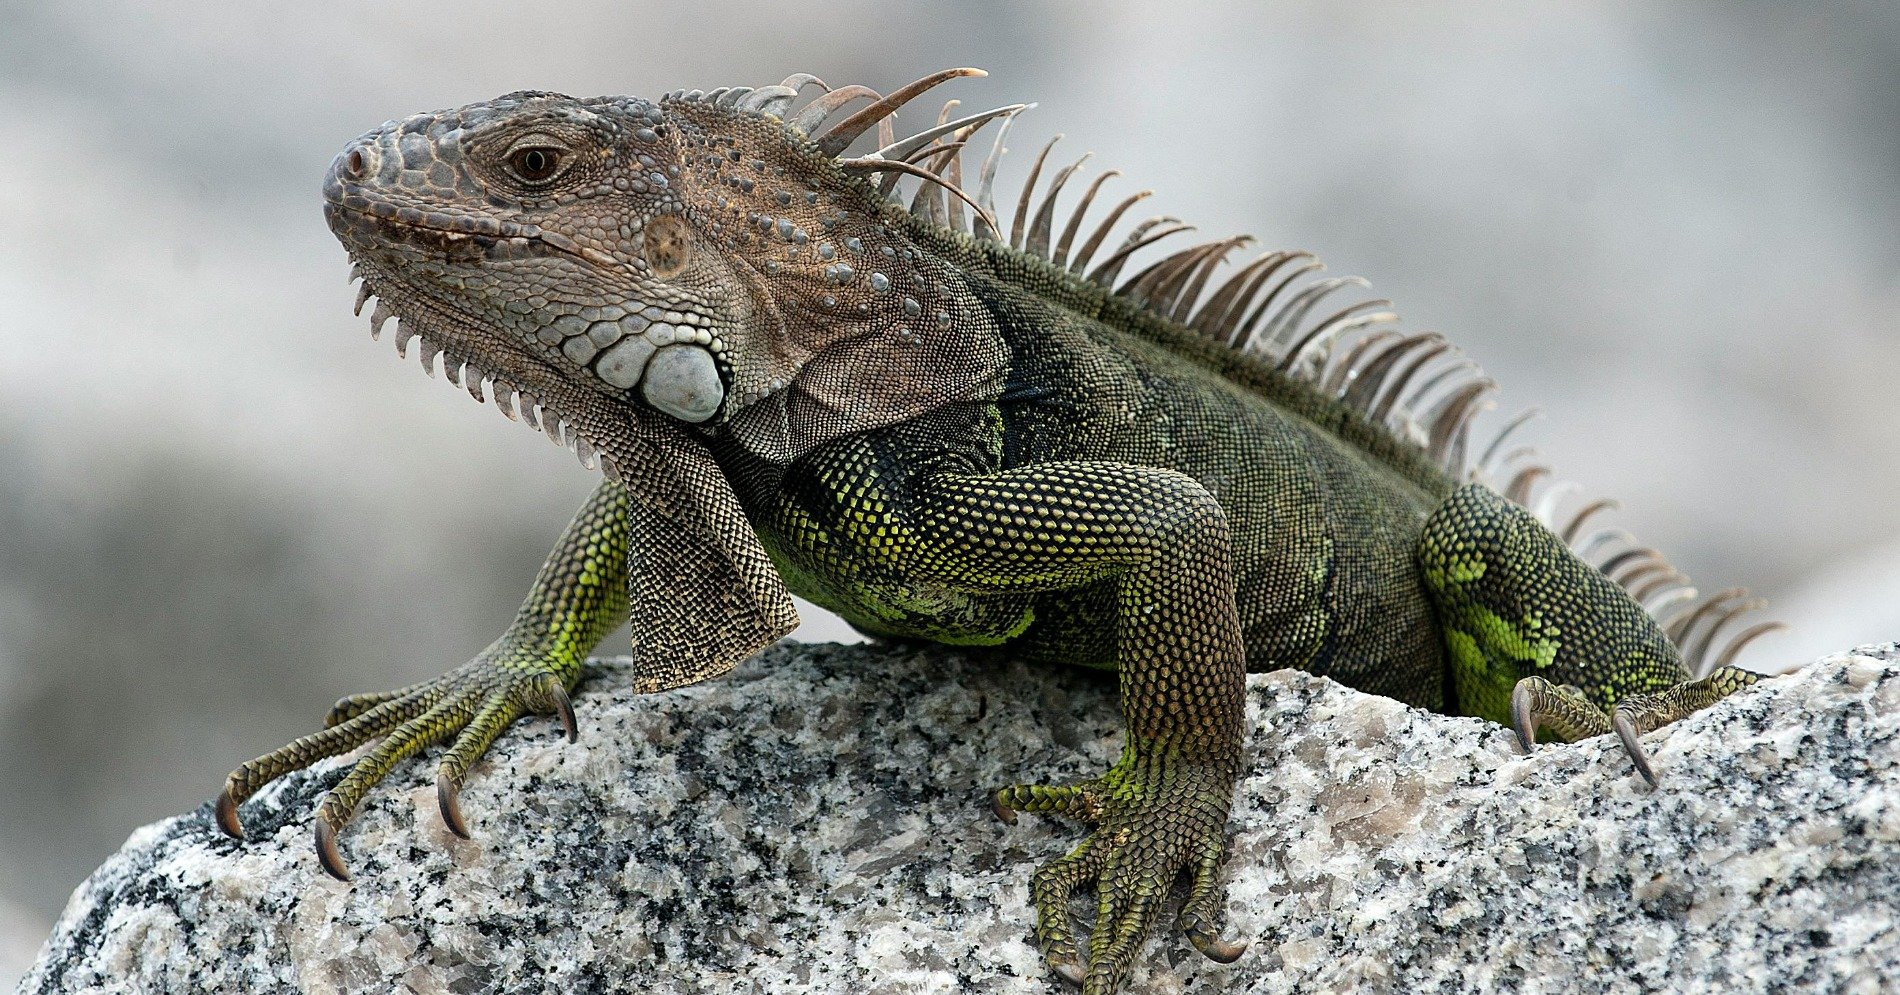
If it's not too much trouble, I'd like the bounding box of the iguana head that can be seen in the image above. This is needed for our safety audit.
[324,90,746,427]
[324,71,1007,462]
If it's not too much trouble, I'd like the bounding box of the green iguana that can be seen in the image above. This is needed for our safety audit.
[213,69,1783,993]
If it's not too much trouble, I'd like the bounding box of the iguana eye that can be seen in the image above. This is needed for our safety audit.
[507,146,566,183]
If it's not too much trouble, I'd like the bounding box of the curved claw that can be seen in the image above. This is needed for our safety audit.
[547,679,578,743]
[1051,957,1086,986]
[437,771,472,839]
[1510,681,1538,753]
[1180,870,1248,964]
[315,819,352,881]
[215,787,245,840]
[1191,934,1249,964]
[1613,710,1659,787]
[991,792,1019,825]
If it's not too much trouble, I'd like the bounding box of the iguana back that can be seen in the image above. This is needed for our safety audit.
[758,256,1455,705]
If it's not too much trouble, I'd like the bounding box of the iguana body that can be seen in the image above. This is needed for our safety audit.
[216,70,1778,993]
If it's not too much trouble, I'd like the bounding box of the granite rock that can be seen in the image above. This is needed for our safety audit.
[20,641,1900,994]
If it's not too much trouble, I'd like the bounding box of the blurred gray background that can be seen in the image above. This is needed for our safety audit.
[2,1,1896,979]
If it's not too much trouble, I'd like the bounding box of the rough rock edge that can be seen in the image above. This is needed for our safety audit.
[21,641,1900,995]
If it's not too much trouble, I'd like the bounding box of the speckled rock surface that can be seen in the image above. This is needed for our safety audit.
[21,641,1900,994]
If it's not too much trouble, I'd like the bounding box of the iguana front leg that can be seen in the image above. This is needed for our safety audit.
[215,480,630,878]
[904,462,1248,992]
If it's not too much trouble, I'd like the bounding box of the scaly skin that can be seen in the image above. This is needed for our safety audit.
[215,72,1769,992]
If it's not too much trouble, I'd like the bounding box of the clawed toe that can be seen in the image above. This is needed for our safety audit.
[1510,680,1540,753]
[1002,752,1239,993]
[1507,677,1612,753]
[1181,912,1248,964]
[1178,841,1246,965]
[1512,667,1760,787]
[551,681,577,742]
[528,673,579,743]
[1190,933,1248,964]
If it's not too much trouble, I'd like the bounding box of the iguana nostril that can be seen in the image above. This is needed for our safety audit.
[345,148,367,179]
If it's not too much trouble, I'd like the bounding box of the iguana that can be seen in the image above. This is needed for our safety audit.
[213,69,1783,993]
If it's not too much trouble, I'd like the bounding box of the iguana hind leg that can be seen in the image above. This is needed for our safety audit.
[1419,483,1758,782]
[215,480,629,878]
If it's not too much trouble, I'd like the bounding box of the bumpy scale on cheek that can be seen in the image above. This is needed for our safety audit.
[640,343,723,421]
[516,179,728,419]
[594,329,656,387]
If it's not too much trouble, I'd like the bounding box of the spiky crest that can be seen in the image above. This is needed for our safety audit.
[660,67,1782,671]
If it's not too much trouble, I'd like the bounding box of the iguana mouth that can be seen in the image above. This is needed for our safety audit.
[322,197,619,271]
[329,160,733,440]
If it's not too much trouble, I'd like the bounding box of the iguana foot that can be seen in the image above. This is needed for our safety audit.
[1508,677,1612,749]
[1510,667,1758,786]
[215,640,580,881]
[1609,666,1759,786]
[994,746,1245,993]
